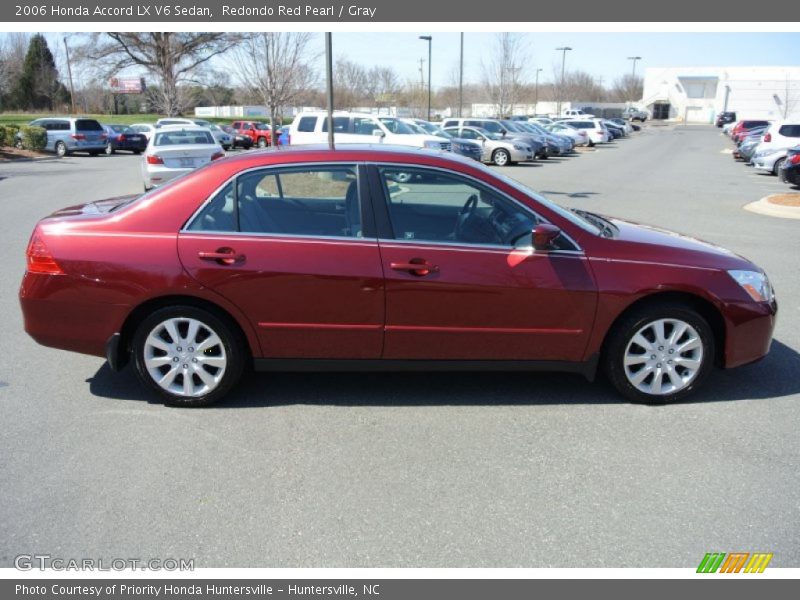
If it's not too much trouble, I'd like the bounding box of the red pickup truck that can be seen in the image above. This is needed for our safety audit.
[231,120,272,147]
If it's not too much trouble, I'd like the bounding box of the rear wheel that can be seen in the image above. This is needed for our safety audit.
[105,143,114,155]
[133,149,142,155]
[492,148,510,166]
[772,157,786,176]
[604,302,715,404]
[257,137,267,148]
[55,141,67,158]
[132,306,246,407]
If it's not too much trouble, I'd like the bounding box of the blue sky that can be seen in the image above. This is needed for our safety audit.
[316,32,800,87]
[14,31,800,89]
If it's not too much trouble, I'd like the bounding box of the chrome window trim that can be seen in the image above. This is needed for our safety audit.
[181,161,364,237]
[372,162,584,254]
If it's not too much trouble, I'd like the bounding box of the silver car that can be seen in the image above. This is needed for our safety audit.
[141,126,225,191]
[444,126,533,166]
[752,146,792,175]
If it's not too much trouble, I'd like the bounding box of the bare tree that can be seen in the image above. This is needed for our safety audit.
[609,73,643,103]
[78,33,238,116]
[366,66,399,114]
[0,33,31,107]
[334,58,368,110]
[231,33,317,141]
[481,33,529,117]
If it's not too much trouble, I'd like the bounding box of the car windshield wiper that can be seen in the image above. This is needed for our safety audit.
[572,209,616,238]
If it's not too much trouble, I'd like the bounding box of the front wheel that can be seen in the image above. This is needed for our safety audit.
[132,306,246,407]
[257,137,267,148]
[105,143,114,155]
[604,303,715,404]
[492,149,510,166]
[55,141,67,157]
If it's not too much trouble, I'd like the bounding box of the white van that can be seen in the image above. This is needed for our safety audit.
[562,109,595,118]
[289,111,450,150]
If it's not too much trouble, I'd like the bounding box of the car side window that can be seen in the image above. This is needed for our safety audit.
[460,129,479,140]
[186,183,236,232]
[236,165,362,238]
[779,124,800,137]
[377,166,539,247]
[353,117,378,135]
[297,116,317,132]
[321,117,350,133]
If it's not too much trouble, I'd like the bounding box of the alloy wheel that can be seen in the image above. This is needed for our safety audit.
[143,317,227,397]
[623,318,704,395]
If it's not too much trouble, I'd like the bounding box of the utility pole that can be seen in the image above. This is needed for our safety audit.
[419,35,432,121]
[556,46,572,116]
[63,36,76,115]
[627,56,642,104]
[325,32,334,149]
[534,68,542,115]
[458,33,464,118]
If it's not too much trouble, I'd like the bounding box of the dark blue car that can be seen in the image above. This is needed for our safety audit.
[102,124,147,155]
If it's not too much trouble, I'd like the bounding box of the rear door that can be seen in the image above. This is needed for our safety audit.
[178,162,385,359]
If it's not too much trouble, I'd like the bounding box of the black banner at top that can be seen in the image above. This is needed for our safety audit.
[4,0,800,22]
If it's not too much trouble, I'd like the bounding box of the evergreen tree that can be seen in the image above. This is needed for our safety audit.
[10,34,70,110]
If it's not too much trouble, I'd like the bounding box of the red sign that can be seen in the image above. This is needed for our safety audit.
[109,77,145,94]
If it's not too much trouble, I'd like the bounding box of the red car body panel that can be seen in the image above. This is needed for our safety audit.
[19,146,777,378]
[231,121,272,146]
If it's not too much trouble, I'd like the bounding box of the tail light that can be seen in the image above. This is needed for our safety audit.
[118,134,126,142]
[71,134,85,140]
[211,151,225,161]
[26,231,64,275]
[146,154,164,165]
[764,133,771,142]
[790,154,800,166]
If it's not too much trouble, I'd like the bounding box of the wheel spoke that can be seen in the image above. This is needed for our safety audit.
[676,338,701,354]
[164,320,182,345]
[674,356,701,370]
[631,333,653,352]
[665,366,684,389]
[145,355,173,369]
[146,336,171,353]
[629,366,652,386]
[624,353,648,366]
[158,366,179,389]
[668,322,688,345]
[185,319,201,346]
[195,333,222,353]
[197,355,226,367]
[648,367,664,394]
[193,365,217,388]
[652,320,666,345]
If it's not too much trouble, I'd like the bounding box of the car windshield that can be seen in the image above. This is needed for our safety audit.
[154,130,215,145]
[477,121,504,134]
[488,169,604,236]
[254,123,270,130]
[416,121,438,134]
[378,118,416,134]
[431,128,453,139]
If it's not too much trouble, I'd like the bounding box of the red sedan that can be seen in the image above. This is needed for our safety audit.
[19,146,777,406]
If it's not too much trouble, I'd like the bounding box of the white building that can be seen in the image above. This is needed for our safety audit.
[641,66,800,123]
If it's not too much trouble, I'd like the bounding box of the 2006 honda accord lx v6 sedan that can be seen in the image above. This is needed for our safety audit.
[19,146,777,406]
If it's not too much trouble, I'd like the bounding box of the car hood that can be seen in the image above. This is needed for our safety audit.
[598,216,755,271]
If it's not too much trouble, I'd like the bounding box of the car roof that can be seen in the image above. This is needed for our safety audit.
[156,124,211,131]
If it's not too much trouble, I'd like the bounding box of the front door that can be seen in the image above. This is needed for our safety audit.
[178,163,385,359]
[370,165,597,362]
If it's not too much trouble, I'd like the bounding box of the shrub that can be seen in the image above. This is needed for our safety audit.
[20,125,47,151]
[2,124,21,147]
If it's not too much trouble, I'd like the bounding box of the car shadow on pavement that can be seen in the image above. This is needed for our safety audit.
[86,339,800,408]
[539,190,600,199]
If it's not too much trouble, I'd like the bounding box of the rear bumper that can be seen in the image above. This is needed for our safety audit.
[20,273,129,359]
[724,299,778,368]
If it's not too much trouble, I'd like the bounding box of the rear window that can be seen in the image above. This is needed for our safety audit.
[778,124,800,138]
[75,119,103,131]
[154,130,215,145]
[743,121,769,128]
[297,116,317,132]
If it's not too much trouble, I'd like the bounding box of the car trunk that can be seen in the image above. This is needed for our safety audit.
[152,144,217,169]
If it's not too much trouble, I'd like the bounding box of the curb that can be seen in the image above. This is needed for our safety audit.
[743,194,800,220]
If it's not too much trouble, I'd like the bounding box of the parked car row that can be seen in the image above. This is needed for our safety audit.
[285,111,636,168]
[724,116,800,187]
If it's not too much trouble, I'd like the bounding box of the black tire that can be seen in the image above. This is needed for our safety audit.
[257,137,267,148]
[89,151,101,157]
[132,305,246,407]
[492,148,510,166]
[603,301,715,404]
[772,157,786,176]
[133,149,142,155]
[55,141,67,158]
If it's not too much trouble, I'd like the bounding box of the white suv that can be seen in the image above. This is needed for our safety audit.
[289,112,450,150]
[757,120,800,153]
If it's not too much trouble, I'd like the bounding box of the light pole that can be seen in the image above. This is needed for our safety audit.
[458,33,464,118]
[627,56,642,104]
[556,47,572,116]
[419,35,432,121]
[325,33,334,149]
[534,68,542,115]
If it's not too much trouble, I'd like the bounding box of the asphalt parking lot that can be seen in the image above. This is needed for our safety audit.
[1,125,798,568]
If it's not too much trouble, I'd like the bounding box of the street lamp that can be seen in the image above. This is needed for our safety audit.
[534,68,543,115]
[419,35,432,121]
[627,56,642,104]
[556,46,572,116]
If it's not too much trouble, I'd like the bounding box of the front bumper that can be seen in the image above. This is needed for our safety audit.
[724,299,778,368]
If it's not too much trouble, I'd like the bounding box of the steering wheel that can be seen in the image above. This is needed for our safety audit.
[460,194,478,216]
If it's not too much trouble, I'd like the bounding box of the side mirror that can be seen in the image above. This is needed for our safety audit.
[533,223,561,251]
[372,129,385,138]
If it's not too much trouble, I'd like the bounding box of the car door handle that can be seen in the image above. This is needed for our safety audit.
[390,259,439,276]
[198,247,245,266]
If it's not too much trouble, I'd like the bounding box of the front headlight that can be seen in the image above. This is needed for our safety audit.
[513,144,526,151]
[728,270,774,302]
